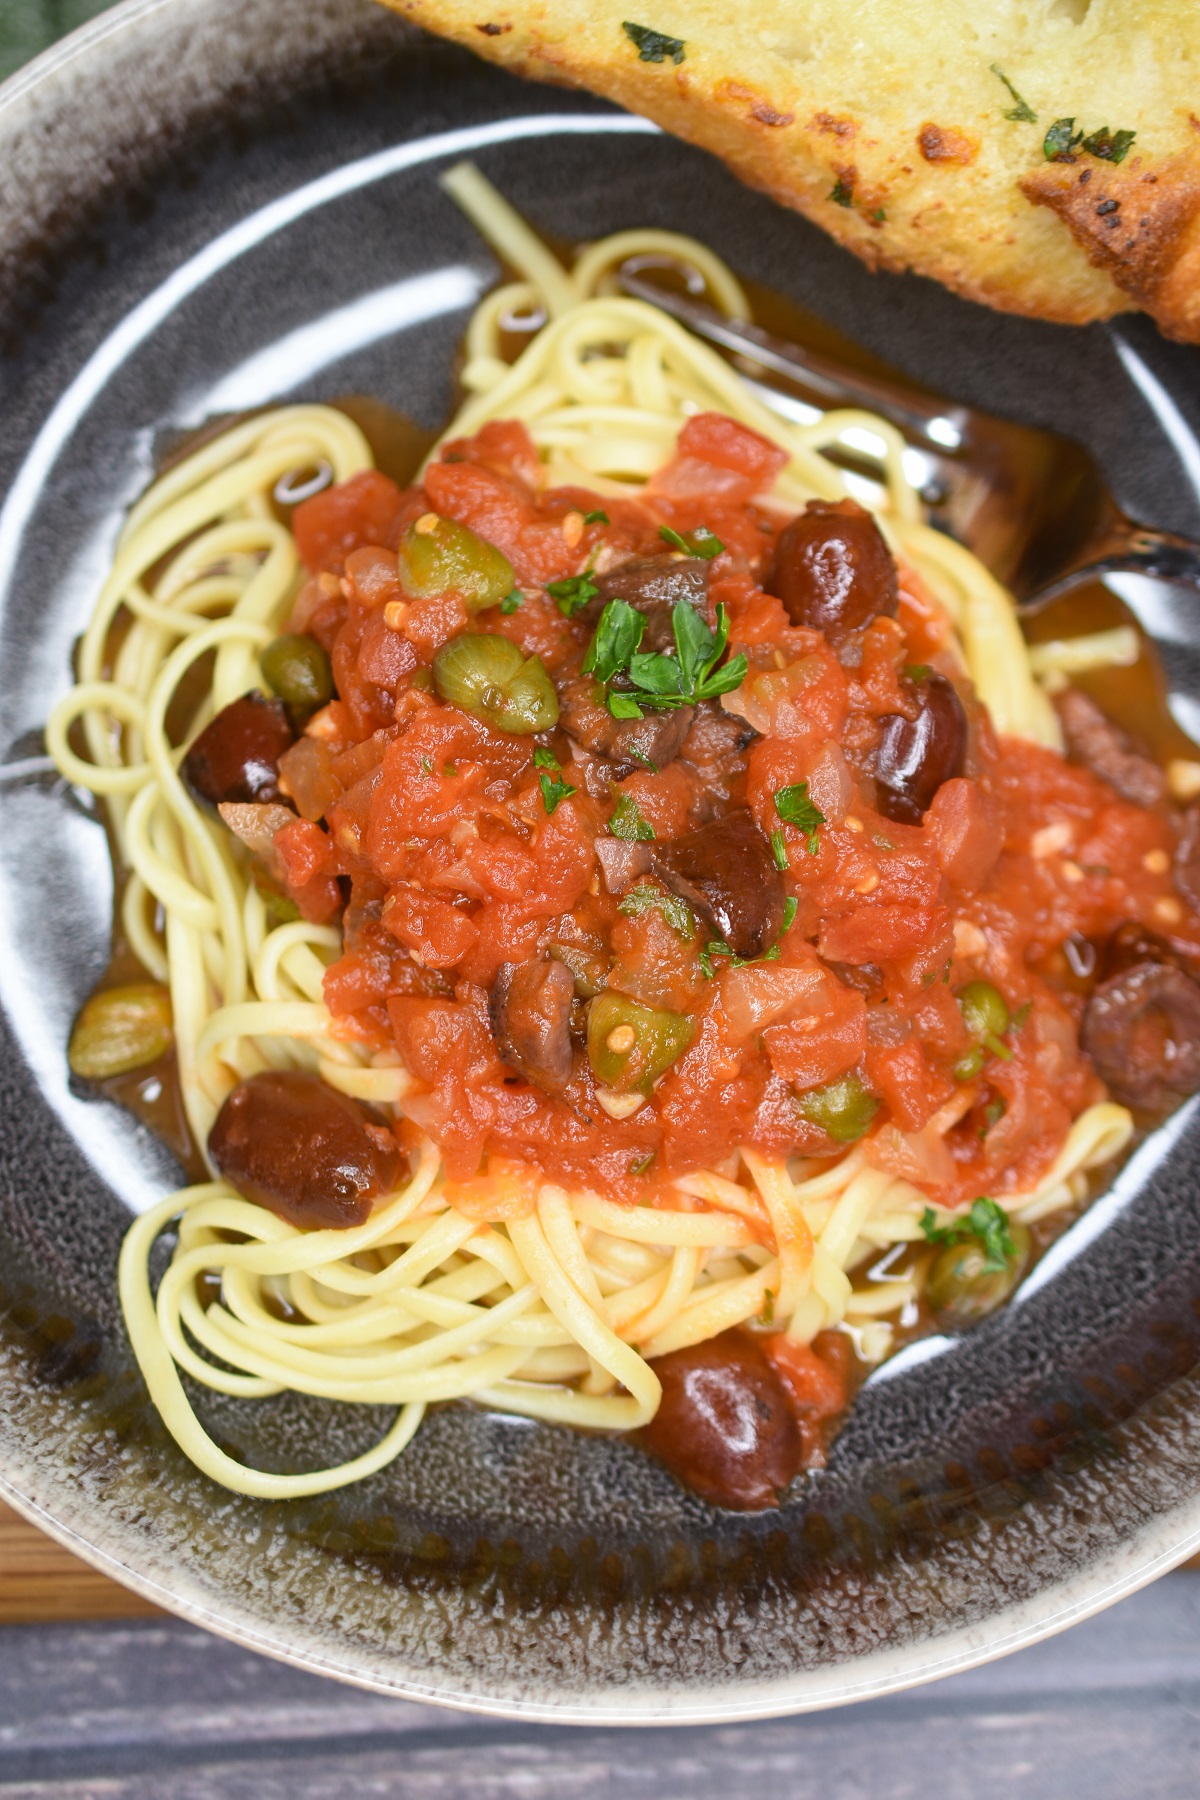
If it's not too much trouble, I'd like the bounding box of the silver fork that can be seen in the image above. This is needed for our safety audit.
[617,267,1200,611]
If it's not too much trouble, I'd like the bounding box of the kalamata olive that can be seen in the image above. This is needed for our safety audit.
[1055,687,1166,810]
[1099,920,1200,983]
[678,699,758,815]
[489,959,575,1095]
[874,672,967,824]
[795,1072,879,1141]
[652,810,786,960]
[585,556,711,636]
[1174,804,1200,911]
[182,691,294,807]
[68,983,173,1081]
[260,633,334,720]
[208,1070,402,1229]
[927,1223,1032,1326]
[587,991,693,1093]
[556,673,693,775]
[764,498,898,647]
[1080,961,1200,1110]
[640,1328,801,1510]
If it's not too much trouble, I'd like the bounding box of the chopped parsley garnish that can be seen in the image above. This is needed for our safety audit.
[499,588,524,614]
[920,1197,1016,1274]
[774,781,825,856]
[629,1149,656,1177]
[583,598,645,684]
[1081,125,1136,163]
[870,207,887,223]
[533,746,576,815]
[583,509,610,525]
[770,828,789,872]
[830,177,854,208]
[781,896,798,934]
[905,663,934,681]
[419,756,433,775]
[629,747,659,773]
[1044,117,1083,161]
[1011,999,1033,1031]
[989,64,1037,124]
[443,761,458,777]
[618,880,695,938]
[658,523,725,560]
[622,20,685,63]
[582,597,747,719]
[609,792,655,842]
[546,571,599,618]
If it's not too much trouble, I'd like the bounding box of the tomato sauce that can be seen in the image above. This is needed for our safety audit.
[253,411,1200,1217]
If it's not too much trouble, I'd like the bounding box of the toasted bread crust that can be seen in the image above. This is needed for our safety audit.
[383,0,1200,341]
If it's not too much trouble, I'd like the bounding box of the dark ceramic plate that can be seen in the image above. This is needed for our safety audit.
[3,0,1200,1722]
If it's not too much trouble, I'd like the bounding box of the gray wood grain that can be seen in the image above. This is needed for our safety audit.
[0,1576,1198,1797]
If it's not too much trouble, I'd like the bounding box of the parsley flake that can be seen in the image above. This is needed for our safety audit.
[989,64,1037,124]
[547,572,599,618]
[1044,117,1083,161]
[658,523,725,560]
[622,20,685,63]
[419,756,433,776]
[629,1149,656,1177]
[581,597,747,717]
[905,663,934,682]
[1082,125,1136,163]
[829,176,854,207]
[609,792,655,842]
[618,880,695,938]
[629,747,659,774]
[770,828,789,873]
[921,1197,1016,1274]
[499,588,524,615]
[584,598,645,686]
[781,896,798,934]
[532,746,576,813]
[774,781,825,856]
[583,509,610,526]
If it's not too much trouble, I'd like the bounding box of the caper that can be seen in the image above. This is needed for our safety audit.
[68,983,173,1081]
[433,633,558,734]
[587,991,693,1093]
[261,633,333,719]
[959,980,1009,1041]
[953,1045,985,1082]
[796,1072,879,1142]
[548,942,608,999]
[926,1222,1032,1326]
[398,514,515,614]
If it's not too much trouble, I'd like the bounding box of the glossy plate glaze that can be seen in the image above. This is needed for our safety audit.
[3,0,1200,1723]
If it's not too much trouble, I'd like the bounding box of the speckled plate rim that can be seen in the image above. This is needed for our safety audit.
[3,0,1200,1725]
[3,1460,1200,1723]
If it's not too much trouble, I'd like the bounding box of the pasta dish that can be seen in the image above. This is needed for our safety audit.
[48,166,1200,1510]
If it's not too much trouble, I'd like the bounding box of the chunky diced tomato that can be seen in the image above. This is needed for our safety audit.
[292,471,406,572]
[865,1039,955,1133]
[762,979,866,1091]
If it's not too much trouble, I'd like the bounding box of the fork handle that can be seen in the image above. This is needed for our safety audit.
[1029,524,1200,605]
